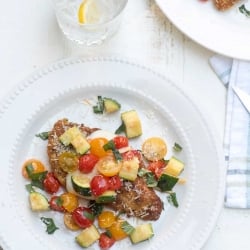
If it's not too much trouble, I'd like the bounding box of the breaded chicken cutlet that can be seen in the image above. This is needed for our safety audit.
[47,119,163,221]
[109,177,163,221]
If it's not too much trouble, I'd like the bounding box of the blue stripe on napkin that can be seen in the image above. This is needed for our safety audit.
[210,56,250,208]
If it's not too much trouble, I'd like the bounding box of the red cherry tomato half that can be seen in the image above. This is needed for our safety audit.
[49,196,65,212]
[148,160,166,179]
[99,233,115,250]
[90,175,109,196]
[108,175,122,191]
[43,172,60,194]
[72,206,95,229]
[79,154,99,173]
[122,150,144,167]
[113,136,129,149]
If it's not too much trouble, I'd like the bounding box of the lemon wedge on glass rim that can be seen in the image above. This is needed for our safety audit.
[78,0,103,24]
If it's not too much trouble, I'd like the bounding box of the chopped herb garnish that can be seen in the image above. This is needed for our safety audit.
[239,4,250,17]
[35,131,49,140]
[138,168,148,177]
[88,200,103,216]
[93,96,104,114]
[121,221,135,235]
[28,170,48,190]
[173,142,182,152]
[55,196,63,207]
[103,140,122,161]
[115,122,125,134]
[25,164,34,178]
[40,217,59,234]
[104,230,112,238]
[138,168,158,187]
[25,183,35,193]
[83,211,95,221]
[167,192,179,208]
[145,172,158,187]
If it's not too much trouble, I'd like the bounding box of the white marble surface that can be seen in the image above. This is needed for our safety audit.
[0,0,249,249]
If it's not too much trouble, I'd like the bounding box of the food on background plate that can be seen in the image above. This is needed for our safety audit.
[22,98,185,249]
[199,0,242,11]
[214,0,241,10]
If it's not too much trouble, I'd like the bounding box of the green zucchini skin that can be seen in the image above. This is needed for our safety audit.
[157,174,179,191]
[71,176,92,197]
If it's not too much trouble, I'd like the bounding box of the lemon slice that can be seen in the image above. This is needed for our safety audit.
[78,0,102,24]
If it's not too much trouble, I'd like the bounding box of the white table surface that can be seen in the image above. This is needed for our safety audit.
[1,0,249,249]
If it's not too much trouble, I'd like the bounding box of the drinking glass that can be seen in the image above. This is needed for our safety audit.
[53,0,128,46]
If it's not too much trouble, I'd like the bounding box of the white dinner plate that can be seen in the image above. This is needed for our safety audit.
[0,57,225,250]
[155,0,250,60]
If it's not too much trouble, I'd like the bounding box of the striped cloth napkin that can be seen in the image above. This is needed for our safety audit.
[209,55,250,208]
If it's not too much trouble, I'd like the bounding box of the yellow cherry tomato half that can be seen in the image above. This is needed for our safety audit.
[22,158,46,179]
[96,156,121,177]
[60,192,79,213]
[90,138,112,158]
[142,137,167,161]
[63,213,81,231]
[108,219,128,241]
[98,210,116,229]
[58,152,79,173]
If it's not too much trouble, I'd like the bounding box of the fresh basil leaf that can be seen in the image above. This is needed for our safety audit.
[93,96,104,114]
[167,192,179,208]
[239,4,250,17]
[173,142,182,152]
[121,221,135,235]
[115,122,125,134]
[138,168,148,177]
[103,140,122,161]
[83,211,95,221]
[25,183,35,193]
[35,131,49,140]
[145,172,157,187]
[30,171,48,190]
[40,217,59,234]
[25,164,34,178]
[88,201,103,216]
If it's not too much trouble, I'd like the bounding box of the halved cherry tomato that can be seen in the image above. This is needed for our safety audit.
[108,220,127,241]
[96,156,121,177]
[61,192,79,212]
[72,206,95,229]
[122,150,144,167]
[148,160,166,179]
[58,152,79,173]
[78,153,99,173]
[43,172,60,194]
[99,232,115,250]
[113,136,129,149]
[98,210,116,229]
[49,196,65,212]
[108,175,122,191]
[63,213,81,231]
[90,175,109,196]
[90,138,111,158]
[21,158,46,179]
[142,137,167,161]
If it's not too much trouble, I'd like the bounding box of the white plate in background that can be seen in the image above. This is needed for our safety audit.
[155,0,250,60]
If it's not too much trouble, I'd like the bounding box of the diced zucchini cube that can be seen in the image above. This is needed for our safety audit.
[76,225,100,248]
[121,110,142,138]
[119,158,139,181]
[29,192,49,212]
[164,157,184,177]
[130,223,154,244]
